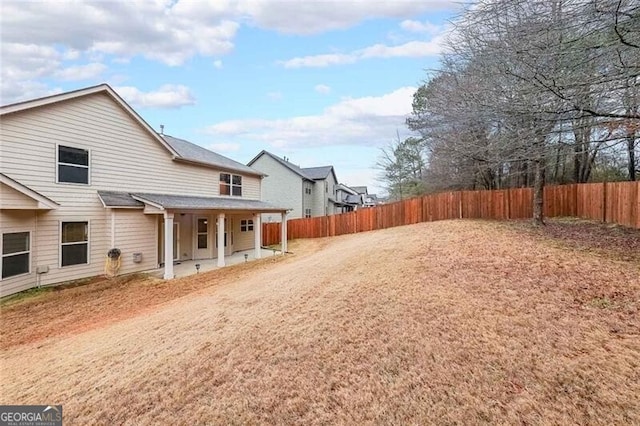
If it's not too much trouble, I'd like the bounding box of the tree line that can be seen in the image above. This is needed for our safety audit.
[379,0,639,224]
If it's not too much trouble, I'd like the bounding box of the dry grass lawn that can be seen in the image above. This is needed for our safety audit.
[1,220,639,425]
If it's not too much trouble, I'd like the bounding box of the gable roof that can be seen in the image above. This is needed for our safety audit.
[0,84,180,158]
[1,84,260,177]
[162,135,264,177]
[351,186,368,195]
[0,173,59,210]
[248,150,315,181]
[301,166,333,180]
[335,183,358,195]
[301,165,338,184]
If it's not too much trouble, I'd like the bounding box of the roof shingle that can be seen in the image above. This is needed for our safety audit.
[163,135,264,176]
[98,190,288,212]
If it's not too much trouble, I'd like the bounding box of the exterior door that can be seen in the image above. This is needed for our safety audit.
[194,217,211,259]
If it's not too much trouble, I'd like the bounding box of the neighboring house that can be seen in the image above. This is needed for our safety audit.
[247,151,340,221]
[334,183,362,213]
[0,84,288,297]
[352,186,379,207]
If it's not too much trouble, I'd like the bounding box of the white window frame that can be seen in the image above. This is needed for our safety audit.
[219,173,242,197]
[240,219,254,232]
[1,231,31,280]
[56,144,91,185]
[304,208,312,218]
[59,221,90,267]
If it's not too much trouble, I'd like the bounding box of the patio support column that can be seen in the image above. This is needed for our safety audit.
[253,213,261,259]
[281,211,288,255]
[163,212,174,279]
[217,213,225,267]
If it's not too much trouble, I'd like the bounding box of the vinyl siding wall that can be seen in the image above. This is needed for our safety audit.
[112,210,157,274]
[232,214,258,252]
[250,155,301,221]
[0,184,39,209]
[310,173,338,217]
[302,181,314,217]
[0,93,262,295]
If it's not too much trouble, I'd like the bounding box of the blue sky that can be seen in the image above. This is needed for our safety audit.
[1,1,460,194]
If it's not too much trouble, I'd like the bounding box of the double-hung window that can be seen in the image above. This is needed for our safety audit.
[58,145,89,184]
[220,173,242,196]
[304,209,312,218]
[1,232,30,279]
[240,219,254,232]
[61,222,89,266]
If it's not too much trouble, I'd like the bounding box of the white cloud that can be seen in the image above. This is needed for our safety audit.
[0,0,458,102]
[243,0,457,35]
[400,19,442,34]
[315,84,332,94]
[0,80,62,105]
[204,86,416,148]
[54,63,106,81]
[115,85,196,109]
[208,143,241,153]
[280,53,355,68]
[0,2,239,66]
[280,39,444,68]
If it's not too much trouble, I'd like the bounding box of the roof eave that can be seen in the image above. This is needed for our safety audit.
[173,157,266,177]
[130,194,166,210]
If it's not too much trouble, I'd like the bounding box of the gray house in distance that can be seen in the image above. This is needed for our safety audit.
[248,151,342,221]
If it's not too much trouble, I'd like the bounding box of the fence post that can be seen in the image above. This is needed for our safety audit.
[603,181,607,223]
[459,190,463,219]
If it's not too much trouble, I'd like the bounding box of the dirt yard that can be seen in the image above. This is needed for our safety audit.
[1,220,639,425]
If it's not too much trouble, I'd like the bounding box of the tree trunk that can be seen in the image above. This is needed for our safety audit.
[533,157,546,225]
[628,133,637,181]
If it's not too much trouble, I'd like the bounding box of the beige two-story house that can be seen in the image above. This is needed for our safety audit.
[0,84,288,297]
[247,151,342,221]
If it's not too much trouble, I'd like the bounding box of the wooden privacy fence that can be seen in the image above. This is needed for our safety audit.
[262,181,640,245]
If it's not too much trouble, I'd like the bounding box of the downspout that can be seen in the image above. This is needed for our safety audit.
[35,211,39,288]
[110,209,116,248]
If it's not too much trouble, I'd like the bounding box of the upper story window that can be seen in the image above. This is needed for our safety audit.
[220,173,242,196]
[305,187,312,195]
[58,145,89,184]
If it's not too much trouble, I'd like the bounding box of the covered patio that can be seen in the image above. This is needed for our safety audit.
[98,191,290,280]
[147,247,283,278]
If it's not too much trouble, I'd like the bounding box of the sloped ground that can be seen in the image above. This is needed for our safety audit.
[1,220,639,425]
